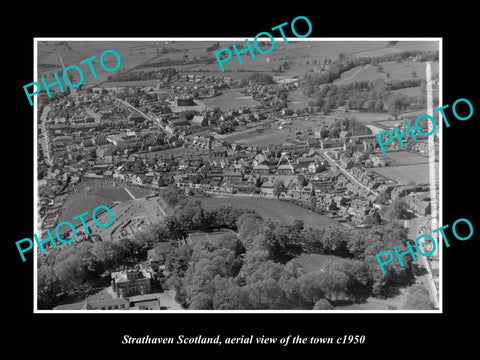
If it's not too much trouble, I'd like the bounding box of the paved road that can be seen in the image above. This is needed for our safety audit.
[123,187,136,200]
[113,97,154,122]
[147,196,167,217]
[39,105,52,166]
[320,150,379,196]
[404,217,440,309]
[334,64,371,85]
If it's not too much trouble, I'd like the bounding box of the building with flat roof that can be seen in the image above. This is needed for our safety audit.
[111,268,152,298]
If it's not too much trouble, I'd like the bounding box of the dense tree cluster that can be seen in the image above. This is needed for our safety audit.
[38,187,416,310]
[327,117,373,137]
[381,198,412,220]
[305,80,413,116]
[165,204,415,309]
[37,235,154,309]
[385,78,423,90]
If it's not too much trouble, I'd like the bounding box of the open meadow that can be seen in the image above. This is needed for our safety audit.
[333,60,438,85]
[38,41,165,86]
[57,190,115,225]
[37,39,439,91]
[192,195,341,228]
[87,186,133,202]
[58,185,155,224]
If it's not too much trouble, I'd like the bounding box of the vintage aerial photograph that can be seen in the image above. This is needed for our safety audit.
[34,38,441,312]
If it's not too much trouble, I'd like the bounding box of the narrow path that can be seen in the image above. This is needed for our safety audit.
[123,187,136,200]
[334,64,371,85]
[148,197,167,217]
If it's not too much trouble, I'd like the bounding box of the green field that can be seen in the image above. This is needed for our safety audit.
[372,162,438,185]
[88,186,133,202]
[345,111,392,123]
[291,253,343,273]
[227,126,292,145]
[57,191,114,225]
[38,40,439,88]
[376,119,403,128]
[351,40,439,57]
[38,41,165,86]
[202,89,261,111]
[334,61,438,85]
[391,86,422,97]
[193,195,341,228]
[287,88,313,109]
[126,186,155,199]
[382,151,429,166]
[100,80,159,88]
[58,185,156,225]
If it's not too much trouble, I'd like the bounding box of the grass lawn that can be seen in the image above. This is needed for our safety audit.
[202,89,261,111]
[229,127,292,145]
[333,61,438,85]
[381,151,429,166]
[287,88,312,109]
[391,86,422,97]
[375,119,403,128]
[291,253,344,273]
[58,185,153,226]
[57,191,114,225]
[88,186,133,202]
[372,162,437,185]
[336,289,409,310]
[343,111,392,123]
[125,186,155,199]
[193,195,341,228]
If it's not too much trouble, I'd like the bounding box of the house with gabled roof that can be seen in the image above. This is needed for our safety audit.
[252,164,270,175]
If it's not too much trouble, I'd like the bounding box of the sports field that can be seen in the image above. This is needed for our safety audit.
[88,186,133,202]
[382,151,429,166]
[372,162,438,185]
[57,191,115,225]
[202,89,261,111]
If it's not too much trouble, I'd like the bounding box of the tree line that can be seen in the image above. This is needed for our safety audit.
[106,68,178,82]
[304,50,438,88]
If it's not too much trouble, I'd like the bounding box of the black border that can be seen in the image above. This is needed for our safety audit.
[6,4,478,356]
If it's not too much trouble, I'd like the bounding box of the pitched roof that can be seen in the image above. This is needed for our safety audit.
[253,164,270,170]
